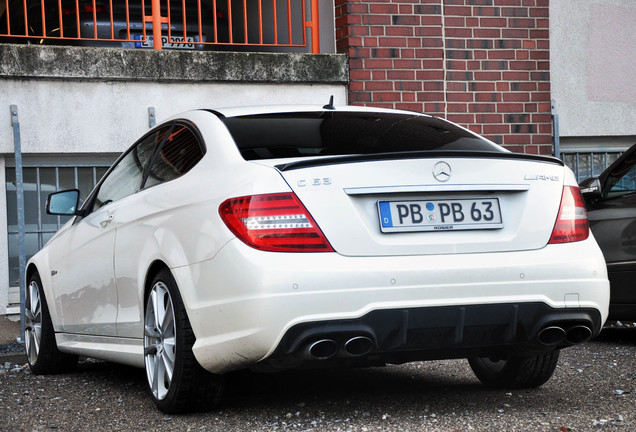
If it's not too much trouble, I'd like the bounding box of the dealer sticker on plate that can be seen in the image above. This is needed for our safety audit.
[135,35,197,50]
[378,198,503,233]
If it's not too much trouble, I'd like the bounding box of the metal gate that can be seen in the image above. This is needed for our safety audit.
[0,0,320,52]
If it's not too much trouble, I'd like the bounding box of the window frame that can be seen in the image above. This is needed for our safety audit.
[79,120,206,218]
[141,120,207,190]
[603,157,636,199]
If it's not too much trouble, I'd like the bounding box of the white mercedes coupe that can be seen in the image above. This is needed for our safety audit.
[25,104,609,413]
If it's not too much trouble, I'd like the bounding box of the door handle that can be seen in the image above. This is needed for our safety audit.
[100,215,114,228]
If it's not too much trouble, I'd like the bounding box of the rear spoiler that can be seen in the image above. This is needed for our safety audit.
[275,150,564,172]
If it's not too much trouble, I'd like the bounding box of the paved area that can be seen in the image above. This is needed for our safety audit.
[0,316,635,430]
[0,328,635,431]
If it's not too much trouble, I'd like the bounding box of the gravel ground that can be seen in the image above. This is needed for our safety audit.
[0,343,24,354]
[0,328,634,432]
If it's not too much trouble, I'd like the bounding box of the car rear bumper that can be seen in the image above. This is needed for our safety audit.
[260,303,601,370]
[172,237,609,374]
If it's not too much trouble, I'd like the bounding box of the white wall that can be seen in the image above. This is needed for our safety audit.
[0,156,8,315]
[1,80,346,154]
[550,0,636,139]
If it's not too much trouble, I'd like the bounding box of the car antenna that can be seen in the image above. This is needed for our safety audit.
[323,95,335,110]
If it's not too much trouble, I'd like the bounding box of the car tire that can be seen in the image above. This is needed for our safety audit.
[25,271,78,374]
[144,268,224,414]
[468,350,560,389]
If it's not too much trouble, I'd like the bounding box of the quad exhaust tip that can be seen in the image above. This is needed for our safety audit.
[538,326,566,345]
[306,339,338,360]
[343,336,374,357]
[565,325,593,344]
[538,325,593,346]
[304,336,375,360]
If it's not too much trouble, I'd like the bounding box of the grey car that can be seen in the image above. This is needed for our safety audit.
[581,143,636,320]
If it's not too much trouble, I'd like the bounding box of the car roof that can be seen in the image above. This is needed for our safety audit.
[209,104,436,118]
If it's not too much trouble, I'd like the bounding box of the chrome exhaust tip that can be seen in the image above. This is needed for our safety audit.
[306,339,338,360]
[565,325,593,344]
[343,336,374,357]
[537,326,566,345]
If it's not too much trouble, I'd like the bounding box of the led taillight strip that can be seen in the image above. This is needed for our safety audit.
[219,193,334,252]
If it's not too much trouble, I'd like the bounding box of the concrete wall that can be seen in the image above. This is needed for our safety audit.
[550,0,636,141]
[0,44,348,315]
[1,45,348,154]
[1,80,347,154]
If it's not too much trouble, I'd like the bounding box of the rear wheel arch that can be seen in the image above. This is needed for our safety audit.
[142,265,224,413]
[144,261,172,306]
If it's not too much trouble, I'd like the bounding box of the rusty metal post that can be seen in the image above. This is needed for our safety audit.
[308,0,320,53]
[151,0,162,49]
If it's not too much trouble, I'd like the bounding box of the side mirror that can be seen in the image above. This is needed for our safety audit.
[46,189,81,216]
[579,177,602,201]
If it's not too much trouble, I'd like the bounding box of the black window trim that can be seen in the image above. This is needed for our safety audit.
[76,119,206,220]
[139,120,207,191]
[599,144,636,200]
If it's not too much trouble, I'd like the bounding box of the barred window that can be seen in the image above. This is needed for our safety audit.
[5,162,112,287]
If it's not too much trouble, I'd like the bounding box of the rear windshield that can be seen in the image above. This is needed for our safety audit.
[220,111,503,160]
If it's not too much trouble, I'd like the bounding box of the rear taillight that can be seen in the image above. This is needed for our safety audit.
[219,193,334,252]
[548,186,589,244]
[62,2,106,16]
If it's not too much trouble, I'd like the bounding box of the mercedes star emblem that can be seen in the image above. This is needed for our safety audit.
[432,161,452,182]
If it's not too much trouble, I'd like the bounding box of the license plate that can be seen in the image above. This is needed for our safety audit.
[378,198,503,233]
[135,35,197,50]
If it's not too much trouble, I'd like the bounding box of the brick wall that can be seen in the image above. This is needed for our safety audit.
[334,0,552,155]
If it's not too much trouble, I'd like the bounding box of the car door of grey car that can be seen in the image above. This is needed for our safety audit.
[583,147,636,320]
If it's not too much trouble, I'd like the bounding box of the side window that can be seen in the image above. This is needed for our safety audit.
[144,124,205,189]
[93,126,171,211]
[604,156,636,198]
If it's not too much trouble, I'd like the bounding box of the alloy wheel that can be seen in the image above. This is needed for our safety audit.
[144,281,177,401]
[24,280,42,365]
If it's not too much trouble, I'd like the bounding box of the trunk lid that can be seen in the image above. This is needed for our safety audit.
[269,154,565,256]
[219,107,566,257]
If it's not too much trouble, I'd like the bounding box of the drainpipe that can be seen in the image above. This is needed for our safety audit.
[10,105,26,345]
[551,99,560,159]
